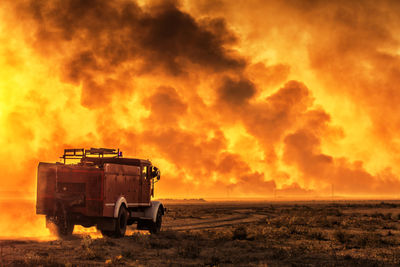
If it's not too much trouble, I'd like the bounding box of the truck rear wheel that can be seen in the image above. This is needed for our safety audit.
[149,207,162,234]
[114,205,128,237]
[46,204,74,237]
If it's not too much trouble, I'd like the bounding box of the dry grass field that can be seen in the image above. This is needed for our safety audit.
[2,200,400,266]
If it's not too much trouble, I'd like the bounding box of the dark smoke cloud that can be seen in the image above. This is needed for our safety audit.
[217,76,256,105]
[20,0,245,108]
[242,80,312,146]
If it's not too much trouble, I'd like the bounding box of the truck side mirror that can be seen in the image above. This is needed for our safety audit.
[151,166,160,179]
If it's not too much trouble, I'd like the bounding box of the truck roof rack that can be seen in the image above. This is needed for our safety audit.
[61,148,122,164]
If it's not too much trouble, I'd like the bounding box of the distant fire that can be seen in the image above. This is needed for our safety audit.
[1,0,400,238]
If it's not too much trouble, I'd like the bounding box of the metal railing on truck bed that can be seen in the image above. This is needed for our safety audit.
[61,148,122,164]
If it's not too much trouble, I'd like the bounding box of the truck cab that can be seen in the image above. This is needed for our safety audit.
[36,148,164,237]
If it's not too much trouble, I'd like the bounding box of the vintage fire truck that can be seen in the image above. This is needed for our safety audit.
[36,148,165,237]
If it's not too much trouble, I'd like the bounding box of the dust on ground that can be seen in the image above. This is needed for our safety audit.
[2,200,400,266]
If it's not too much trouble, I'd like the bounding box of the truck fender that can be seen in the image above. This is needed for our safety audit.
[113,196,128,218]
[144,201,164,222]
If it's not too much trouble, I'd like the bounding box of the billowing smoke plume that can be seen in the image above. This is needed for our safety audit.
[21,0,244,108]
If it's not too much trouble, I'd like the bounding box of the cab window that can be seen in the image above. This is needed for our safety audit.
[142,166,148,179]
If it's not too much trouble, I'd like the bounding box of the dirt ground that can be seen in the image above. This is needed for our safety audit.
[2,200,400,266]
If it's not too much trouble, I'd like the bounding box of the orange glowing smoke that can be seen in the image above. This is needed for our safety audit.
[1,0,400,237]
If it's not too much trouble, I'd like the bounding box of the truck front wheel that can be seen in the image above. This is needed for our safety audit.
[114,205,128,237]
[149,207,163,234]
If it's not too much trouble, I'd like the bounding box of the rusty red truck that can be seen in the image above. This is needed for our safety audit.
[36,148,165,237]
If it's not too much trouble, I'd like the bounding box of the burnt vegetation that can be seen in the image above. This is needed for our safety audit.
[2,201,400,266]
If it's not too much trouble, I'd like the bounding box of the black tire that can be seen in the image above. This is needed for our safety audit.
[47,204,74,238]
[149,207,162,234]
[114,205,128,237]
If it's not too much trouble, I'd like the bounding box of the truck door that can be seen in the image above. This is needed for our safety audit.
[140,166,151,203]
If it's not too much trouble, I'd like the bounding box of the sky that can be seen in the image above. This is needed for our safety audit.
[1,0,400,201]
